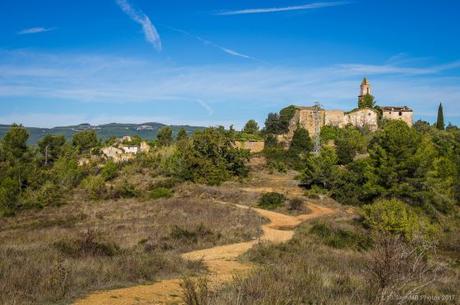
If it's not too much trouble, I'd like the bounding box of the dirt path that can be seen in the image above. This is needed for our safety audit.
[73,202,335,305]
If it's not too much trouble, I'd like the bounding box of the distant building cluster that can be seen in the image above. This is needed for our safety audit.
[101,136,150,163]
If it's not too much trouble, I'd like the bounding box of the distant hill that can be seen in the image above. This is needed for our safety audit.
[0,123,204,144]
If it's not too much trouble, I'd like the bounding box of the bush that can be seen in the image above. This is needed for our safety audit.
[54,230,120,258]
[149,187,173,200]
[80,175,106,200]
[310,222,372,250]
[258,192,286,210]
[111,179,139,198]
[362,199,437,240]
[100,160,118,181]
[287,198,303,211]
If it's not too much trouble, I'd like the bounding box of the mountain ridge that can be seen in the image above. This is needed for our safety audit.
[0,122,204,144]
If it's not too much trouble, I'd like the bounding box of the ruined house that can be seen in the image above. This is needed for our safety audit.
[278,78,413,144]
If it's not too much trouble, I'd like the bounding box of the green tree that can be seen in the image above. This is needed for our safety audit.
[156,127,173,146]
[243,120,259,134]
[358,94,376,109]
[72,130,99,154]
[367,120,424,206]
[38,134,66,166]
[289,127,313,154]
[177,128,249,185]
[301,147,338,189]
[335,127,367,165]
[176,128,188,142]
[436,103,445,130]
[264,112,281,134]
[2,124,29,160]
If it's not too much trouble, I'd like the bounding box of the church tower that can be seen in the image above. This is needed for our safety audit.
[359,77,371,101]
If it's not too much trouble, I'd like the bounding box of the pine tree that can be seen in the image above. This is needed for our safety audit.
[436,103,445,130]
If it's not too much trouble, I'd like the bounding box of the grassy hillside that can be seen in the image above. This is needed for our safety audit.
[0,123,203,144]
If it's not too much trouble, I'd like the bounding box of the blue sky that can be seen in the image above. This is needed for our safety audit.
[1,0,460,128]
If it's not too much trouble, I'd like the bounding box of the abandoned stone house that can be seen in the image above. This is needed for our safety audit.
[101,136,150,162]
[277,78,413,144]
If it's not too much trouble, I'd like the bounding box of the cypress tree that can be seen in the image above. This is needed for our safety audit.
[436,103,445,130]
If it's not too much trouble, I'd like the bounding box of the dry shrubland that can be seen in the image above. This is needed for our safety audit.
[194,219,459,305]
[0,195,264,305]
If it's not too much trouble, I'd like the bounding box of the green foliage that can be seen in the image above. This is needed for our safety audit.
[38,134,66,166]
[80,175,106,200]
[149,187,173,200]
[289,127,313,154]
[436,103,445,130]
[366,120,422,204]
[330,159,375,205]
[362,199,437,240]
[301,147,338,189]
[0,177,20,216]
[21,181,64,208]
[243,120,259,135]
[258,192,286,210]
[310,222,372,250]
[51,153,84,188]
[264,105,296,135]
[336,126,367,164]
[72,130,99,154]
[2,124,29,160]
[100,160,118,181]
[176,128,188,142]
[177,127,249,185]
[358,94,376,109]
[157,127,173,146]
[413,120,432,133]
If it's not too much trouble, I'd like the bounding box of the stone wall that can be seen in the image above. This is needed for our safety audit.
[324,110,346,128]
[344,108,379,131]
[383,110,413,126]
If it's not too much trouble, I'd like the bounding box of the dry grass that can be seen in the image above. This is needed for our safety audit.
[206,219,459,305]
[0,195,264,305]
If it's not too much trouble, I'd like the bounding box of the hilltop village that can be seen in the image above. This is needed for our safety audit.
[237,78,414,152]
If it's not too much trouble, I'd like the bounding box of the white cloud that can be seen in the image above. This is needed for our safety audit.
[17,27,55,35]
[216,1,350,16]
[115,0,161,51]
[1,50,460,125]
[165,26,260,61]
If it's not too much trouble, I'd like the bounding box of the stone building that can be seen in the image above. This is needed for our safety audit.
[278,78,413,144]
[382,106,413,126]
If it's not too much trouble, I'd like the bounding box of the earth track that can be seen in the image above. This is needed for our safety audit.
[73,201,335,305]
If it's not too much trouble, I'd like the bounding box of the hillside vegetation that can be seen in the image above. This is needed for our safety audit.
[0,116,459,305]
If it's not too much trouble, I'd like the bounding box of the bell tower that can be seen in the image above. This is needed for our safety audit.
[359,77,371,102]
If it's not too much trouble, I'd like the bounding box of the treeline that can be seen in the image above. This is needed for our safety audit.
[0,125,249,216]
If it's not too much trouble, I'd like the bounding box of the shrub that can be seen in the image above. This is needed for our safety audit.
[80,175,106,200]
[310,222,372,250]
[181,276,210,305]
[287,198,303,211]
[100,160,118,181]
[149,187,173,200]
[362,199,437,240]
[258,192,286,210]
[54,230,120,258]
[111,179,139,198]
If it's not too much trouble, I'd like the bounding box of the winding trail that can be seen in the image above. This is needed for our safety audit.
[73,202,335,305]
